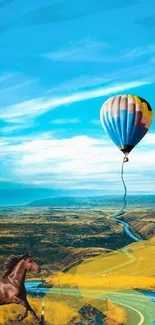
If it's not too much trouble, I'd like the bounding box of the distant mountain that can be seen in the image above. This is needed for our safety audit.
[0,182,155,207]
[0,185,107,206]
[27,196,89,207]
[27,195,155,208]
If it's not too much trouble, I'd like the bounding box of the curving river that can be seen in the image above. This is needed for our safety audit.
[115,217,141,242]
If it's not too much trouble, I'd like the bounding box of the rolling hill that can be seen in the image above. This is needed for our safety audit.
[27,195,155,208]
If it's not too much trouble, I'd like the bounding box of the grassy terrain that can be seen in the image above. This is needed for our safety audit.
[0,206,133,277]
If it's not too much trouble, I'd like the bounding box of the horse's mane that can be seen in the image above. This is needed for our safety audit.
[2,253,31,278]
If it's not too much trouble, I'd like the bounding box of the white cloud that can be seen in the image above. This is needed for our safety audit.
[123,44,155,58]
[0,72,45,132]
[50,118,80,125]
[0,80,150,123]
[43,39,155,67]
[90,119,100,126]
[0,79,35,92]
[0,72,16,84]
[0,121,39,134]
[47,60,155,96]
[1,134,155,193]
[47,75,114,94]
[141,133,155,145]
[43,39,109,62]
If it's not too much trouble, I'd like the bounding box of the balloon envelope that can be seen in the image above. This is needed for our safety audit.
[100,94,153,155]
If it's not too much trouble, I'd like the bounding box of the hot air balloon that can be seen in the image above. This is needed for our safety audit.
[100,94,153,162]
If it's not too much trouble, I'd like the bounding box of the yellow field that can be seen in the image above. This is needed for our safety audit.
[0,297,126,325]
[45,237,155,292]
[0,297,78,325]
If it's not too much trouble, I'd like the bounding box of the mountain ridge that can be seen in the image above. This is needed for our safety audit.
[27,195,155,207]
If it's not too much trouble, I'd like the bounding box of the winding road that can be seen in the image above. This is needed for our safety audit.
[25,282,155,325]
[108,210,155,325]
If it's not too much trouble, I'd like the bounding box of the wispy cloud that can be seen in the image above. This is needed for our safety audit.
[44,40,155,64]
[44,39,110,62]
[90,119,100,126]
[0,72,16,84]
[0,79,35,92]
[0,121,38,134]
[0,72,43,113]
[47,59,155,97]
[47,74,120,96]
[0,80,150,123]
[123,44,155,58]
[50,118,80,125]
[0,132,56,145]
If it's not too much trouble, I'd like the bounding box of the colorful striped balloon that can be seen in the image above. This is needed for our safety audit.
[100,94,153,158]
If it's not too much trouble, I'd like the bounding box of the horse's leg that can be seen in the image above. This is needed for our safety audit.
[12,296,41,324]
[26,299,41,324]
[12,296,28,321]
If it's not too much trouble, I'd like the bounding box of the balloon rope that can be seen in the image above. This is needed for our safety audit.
[111,158,127,219]
[121,158,127,212]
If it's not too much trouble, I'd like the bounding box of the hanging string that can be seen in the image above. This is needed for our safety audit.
[111,156,142,242]
[111,157,127,219]
[120,158,127,212]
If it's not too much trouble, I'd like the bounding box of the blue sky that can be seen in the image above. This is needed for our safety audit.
[1,0,155,198]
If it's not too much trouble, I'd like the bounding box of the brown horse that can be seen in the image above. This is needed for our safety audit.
[0,253,42,323]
